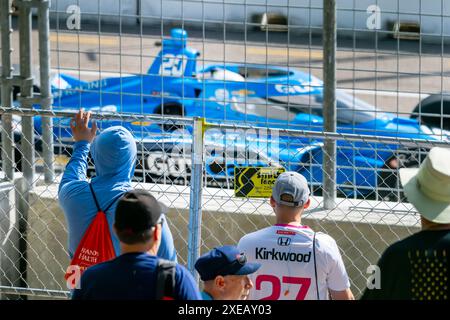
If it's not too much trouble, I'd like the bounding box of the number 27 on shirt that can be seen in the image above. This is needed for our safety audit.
[256,274,311,300]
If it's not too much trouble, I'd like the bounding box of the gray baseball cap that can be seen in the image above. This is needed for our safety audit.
[272,171,310,207]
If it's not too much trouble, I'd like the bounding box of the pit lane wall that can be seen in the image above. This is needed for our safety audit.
[48,0,450,44]
[6,178,418,299]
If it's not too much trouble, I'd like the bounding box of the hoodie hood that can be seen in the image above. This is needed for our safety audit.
[90,126,137,180]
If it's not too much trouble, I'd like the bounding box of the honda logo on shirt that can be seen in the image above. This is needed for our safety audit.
[277,237,291,246]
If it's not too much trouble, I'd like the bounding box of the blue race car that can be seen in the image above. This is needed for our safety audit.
[7,28,448,199]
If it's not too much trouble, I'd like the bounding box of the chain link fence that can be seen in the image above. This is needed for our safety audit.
[1,0,450,299]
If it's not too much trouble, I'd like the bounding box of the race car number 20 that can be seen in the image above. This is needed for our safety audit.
[160,54,188,76]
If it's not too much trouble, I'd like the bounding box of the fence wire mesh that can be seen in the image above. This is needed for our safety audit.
[1,0,450,300]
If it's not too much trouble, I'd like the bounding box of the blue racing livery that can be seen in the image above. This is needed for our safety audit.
[23,28,448,198]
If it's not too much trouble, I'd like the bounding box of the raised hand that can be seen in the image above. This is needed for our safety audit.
[70,109,98,143]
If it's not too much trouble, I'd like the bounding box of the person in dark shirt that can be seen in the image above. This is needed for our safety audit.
[362,147,450,300]
[72,189,201,300]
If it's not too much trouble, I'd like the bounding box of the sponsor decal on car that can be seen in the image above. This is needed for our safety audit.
[146,152,191,177]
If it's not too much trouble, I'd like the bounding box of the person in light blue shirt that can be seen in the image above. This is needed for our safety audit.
[59,109,177,261]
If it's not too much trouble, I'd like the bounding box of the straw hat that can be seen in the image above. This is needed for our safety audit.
[399,147,450,224]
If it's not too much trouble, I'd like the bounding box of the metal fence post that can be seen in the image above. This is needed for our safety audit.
[323,0,337,210]
[37,0,54,183]
[0,179,28,301]
[0,181,16,300]
[187,117,205,283]
[16,1,35,300]
[14,177,30,300]
[18,0,35,188]
[0,0,15,180]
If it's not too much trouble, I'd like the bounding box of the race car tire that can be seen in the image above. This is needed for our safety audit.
[376,148,428,202]
[411,93,450,130]
[154,102,184,132]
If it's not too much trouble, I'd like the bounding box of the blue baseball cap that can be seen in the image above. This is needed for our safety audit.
[195,245,261,281]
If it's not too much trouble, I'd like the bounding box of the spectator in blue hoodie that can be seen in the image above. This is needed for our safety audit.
[58,109,177,261]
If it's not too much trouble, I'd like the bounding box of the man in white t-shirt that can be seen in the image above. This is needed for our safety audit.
[238,171,354,300]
